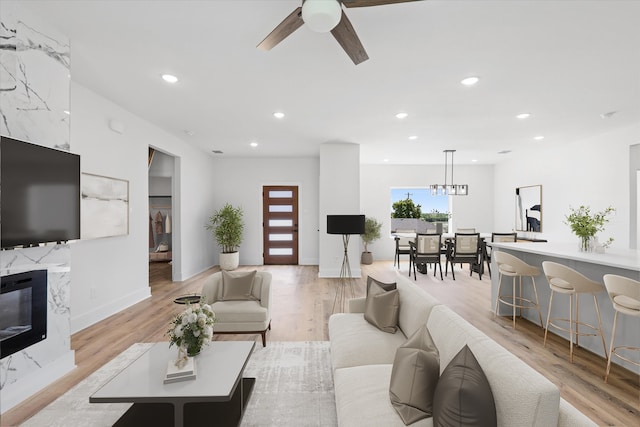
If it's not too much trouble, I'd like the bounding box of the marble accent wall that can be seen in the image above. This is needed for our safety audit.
[0,1,74,412]
[0,1,70,148]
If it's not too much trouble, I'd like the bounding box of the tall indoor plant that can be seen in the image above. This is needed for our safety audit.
[361,216,382,265]
[206,203,244,270]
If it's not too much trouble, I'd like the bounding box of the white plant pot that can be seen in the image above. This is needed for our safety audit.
[219,252,239,271]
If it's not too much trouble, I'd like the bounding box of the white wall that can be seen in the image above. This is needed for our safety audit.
[210,157,320,266]
[319,143,361,277]
[149,176,172,196]
[360,163,495,261]
[494,123,640,249]
[70,82,218,332]
[631,144,640,249]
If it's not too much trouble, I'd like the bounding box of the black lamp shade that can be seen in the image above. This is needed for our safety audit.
[327,215,365,235]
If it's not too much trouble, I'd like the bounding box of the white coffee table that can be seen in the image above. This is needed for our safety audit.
[90,341,256,427]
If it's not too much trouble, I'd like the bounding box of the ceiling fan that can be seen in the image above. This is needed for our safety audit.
[257,0,421,65]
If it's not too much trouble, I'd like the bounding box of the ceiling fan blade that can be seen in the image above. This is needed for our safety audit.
[342,0,423,8]
[330,10,369,65]
[257,7,304,51]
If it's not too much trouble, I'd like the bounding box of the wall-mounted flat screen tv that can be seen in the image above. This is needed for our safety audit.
[1,136,81,248]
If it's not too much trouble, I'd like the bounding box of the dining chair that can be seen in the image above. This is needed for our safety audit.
[393,230,415,270]
[453,228,476,267]
[456,227,476,233]
[485,232,518,277]
[445,232,481,280]
[409,234,443,280]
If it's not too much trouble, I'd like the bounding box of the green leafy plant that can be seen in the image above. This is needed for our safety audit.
[391,198,422,218]
[564,205,615,251]
[361,217,382,253]
[205,203,244,253]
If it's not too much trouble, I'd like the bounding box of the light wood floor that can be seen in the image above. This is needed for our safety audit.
[1,261,638,426]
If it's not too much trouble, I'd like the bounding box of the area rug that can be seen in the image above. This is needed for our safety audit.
[20,341,336,427]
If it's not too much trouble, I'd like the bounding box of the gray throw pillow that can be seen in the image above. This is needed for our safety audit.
[390,324,440,425]
[221,270,257,301]
[433,345,497,427]
[366,276,397,294]
[364,280,399,333]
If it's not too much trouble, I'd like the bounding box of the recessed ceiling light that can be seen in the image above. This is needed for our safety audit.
[498,150,512,154]
[516,113,531,119]
[63,110,70,115]
[162,74,178,83]
[533,135,545,140]
[383,158,389,162]
[408,135,418,140]
[471,159,478,162]
[461,76,479,86]
[395,112,408,119]
[273,112,285,119]
[250,142,258,147]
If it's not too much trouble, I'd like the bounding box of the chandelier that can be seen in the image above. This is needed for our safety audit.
[430,149,469,196]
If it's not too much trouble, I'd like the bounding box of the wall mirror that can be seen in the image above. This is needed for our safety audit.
[515,185,542,232]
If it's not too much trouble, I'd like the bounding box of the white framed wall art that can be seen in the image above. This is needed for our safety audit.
[81,173,129,239]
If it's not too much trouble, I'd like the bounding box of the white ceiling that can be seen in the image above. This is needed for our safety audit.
[22,0,640,165]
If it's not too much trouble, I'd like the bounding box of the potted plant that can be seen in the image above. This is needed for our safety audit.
[205,203,244,270]
[361,216,382,265]
[565,205,615,252]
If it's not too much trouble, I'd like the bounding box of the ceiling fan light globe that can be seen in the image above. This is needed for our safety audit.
[302,0,342,33]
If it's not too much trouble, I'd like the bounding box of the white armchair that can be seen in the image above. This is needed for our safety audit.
[200,271,272,346]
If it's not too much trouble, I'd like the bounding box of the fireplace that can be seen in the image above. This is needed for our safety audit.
[0,270,47,359]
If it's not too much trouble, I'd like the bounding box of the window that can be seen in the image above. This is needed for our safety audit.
[390,188,450,233]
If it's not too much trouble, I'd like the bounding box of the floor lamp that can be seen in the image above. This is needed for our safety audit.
[327,215,365,313]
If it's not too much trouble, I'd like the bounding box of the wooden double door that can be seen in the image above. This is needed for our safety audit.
[262,186,298,265]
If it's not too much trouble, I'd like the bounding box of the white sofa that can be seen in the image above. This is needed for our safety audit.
[328,271,596,427]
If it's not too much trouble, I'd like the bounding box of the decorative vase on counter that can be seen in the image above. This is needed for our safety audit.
[579,236,595,252]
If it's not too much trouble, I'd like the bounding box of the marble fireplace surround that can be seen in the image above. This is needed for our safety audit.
[0,2,75,412]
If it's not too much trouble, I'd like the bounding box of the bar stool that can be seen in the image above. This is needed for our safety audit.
[603,274,640,383]
[542,261,607,363]
[493,251,544,328]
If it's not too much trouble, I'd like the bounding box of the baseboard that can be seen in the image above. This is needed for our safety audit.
[70,287,151,334]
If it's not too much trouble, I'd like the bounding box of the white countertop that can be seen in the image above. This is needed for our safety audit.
[490,242,640,272]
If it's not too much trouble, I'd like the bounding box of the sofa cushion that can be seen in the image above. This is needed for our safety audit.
[364,280,400,333]
[367,276,397,293]
[390,324,440,425]
[394,272,441,338]
[211,300,268,324]
[558,398,598,427]
[334,364,433,427]
[433,345,497,427]
[329,313,407,370]
[221,270,257,301]
[427,305,560,427]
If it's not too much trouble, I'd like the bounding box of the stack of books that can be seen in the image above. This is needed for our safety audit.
[164,357,197,384]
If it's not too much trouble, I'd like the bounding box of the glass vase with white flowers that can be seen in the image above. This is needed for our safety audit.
[167,302,216,360]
